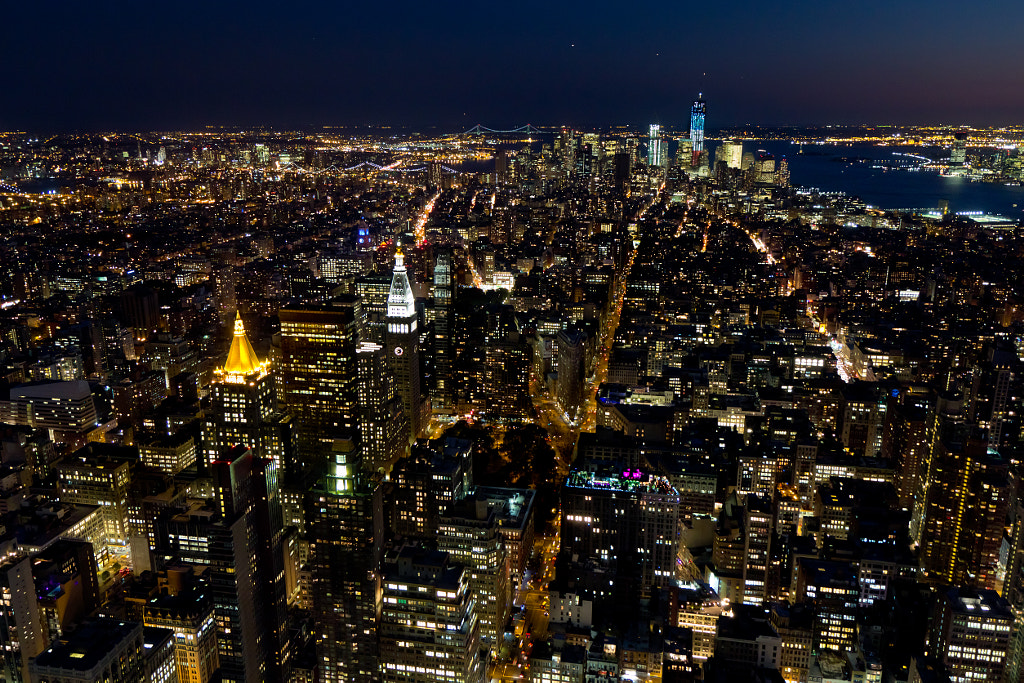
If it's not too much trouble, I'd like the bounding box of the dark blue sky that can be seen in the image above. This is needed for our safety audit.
[3,0,1022,131]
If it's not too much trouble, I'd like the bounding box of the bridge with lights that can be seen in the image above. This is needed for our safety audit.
[278,160,460,175]
[463,124,546,135]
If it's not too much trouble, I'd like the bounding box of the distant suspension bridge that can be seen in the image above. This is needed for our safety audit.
[463,124,545,135]
[278,160,459,175]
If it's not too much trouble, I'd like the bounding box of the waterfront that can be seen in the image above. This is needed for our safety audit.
[719,140,1024,219]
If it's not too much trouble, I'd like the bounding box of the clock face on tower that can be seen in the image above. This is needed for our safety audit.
[394,346,404,356]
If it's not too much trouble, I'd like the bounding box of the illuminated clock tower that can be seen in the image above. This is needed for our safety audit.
[386,245,422,440]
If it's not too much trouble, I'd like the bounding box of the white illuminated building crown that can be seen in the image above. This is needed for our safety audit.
[387,244,416,321]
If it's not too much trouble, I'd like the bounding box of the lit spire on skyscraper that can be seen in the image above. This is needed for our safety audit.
[388,242,416,320]
[221,311,266,379]
[690,93,706,166]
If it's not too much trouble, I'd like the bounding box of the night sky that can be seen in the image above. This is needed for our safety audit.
[3,0,1022,131]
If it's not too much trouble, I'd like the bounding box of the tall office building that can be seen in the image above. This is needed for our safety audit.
[556,328,587,425]
[202,313,292,474]
[612,152,631,193]
[968,343,1013,449]
[494,148,509,185]
[927,588,1012,682]
[473,486,536,587]
[278,300,361,433]
[309,437,384,682]
[561,469,680,597]
[754,152,777,185]
[777,157,790,186]
[881,402,928,510]
[794,558,859,652]
[386,247,423,440]
[355,273,392,343]
[769,602,814,683]
[0,556,46,682]
[1004,492,1024,682]
[910,393,970,545]
[56,443,135,548]
[391,439,474,539]
[647,124,663,168]
[0,379,99,448]
[919,438,1009,589]
[743,495,772,606]
[143,586,219,683]
[438,496,512,645]
[712,493,746,604]
[432,252,454,410]
[213,446,285,683]
[33,540,101,639]
[675,139,693,169]
[356,341,409,475]
[482,334,532,419]
[558,128,577,180]
[379,546,483,682]
[951,130,968,166]
[716,139,743,169]
[160,446,285,683]
[690,93,706,166]
[144,628,179,683]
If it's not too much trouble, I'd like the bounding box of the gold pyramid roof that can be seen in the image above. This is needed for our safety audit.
[223,312,262,375]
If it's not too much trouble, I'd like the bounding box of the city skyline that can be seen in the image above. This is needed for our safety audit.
[2,100,1024,682]
[3,3,1024,681]
[3,0,1023,131]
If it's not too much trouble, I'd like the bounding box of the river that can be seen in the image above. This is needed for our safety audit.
[709,140,1024,219]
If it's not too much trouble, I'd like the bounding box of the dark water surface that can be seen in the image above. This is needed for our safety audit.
[722,141,1024,219]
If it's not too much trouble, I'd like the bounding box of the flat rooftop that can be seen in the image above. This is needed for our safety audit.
[32,618,141,672]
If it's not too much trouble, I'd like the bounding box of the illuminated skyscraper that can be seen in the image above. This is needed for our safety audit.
[159,445,285,683]
[882,402,928,510]
[754,151,777,185]
[910,393,969,545]
[142,586,219,683]
[386,246,423,441]
[560,469,680,597]
[690,93,706,166]
[777,157,790,186]
[794,558,860,652]
[716,139,743,169]
[674,138,693,172]
[309,437,384,683]
[202,313,291,472]
[927,588,1012,682]
[494,148,508,185]
[0,556,46,682]
[379,546,483,682]
[555,328,587,425]
[483,334,532,419]
[558,127,576,180]
[432,252,454,410]
[951,130,968,166]
[919,438,1009,589]
[391,439,473,539]
[356,341,408,474]
[742,494,772,606]
[278,300,361,432]
[647,124,663,168]
[438,497,512,645]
